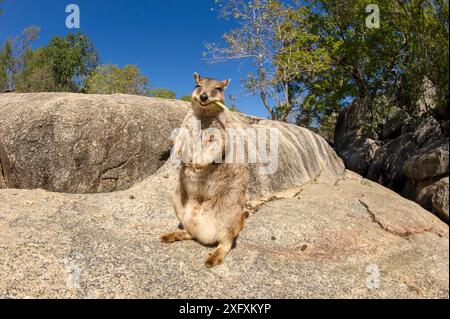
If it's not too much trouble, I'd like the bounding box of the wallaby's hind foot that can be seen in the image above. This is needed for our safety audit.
[204,240,233,268]
[161,230,192,244]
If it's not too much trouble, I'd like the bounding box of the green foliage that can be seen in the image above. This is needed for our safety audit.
[2,28,176,98]
[149,88,177,99]
[206,0,330,121]
[17,33,99,92]
[180,95,192,102]
[208,0,449,140]
[303,0,448,134]
[85,64,149,95]
[0,40,11,91]
[0,63,6,92]
[228,94,240,112]
[397,0,449,113]
[16,63,56,93]
[1,26,39,91]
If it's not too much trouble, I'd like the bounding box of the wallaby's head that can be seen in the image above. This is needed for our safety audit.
[191,73,230,117]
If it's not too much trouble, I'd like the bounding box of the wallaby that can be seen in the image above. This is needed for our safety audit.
[161,73,249,268]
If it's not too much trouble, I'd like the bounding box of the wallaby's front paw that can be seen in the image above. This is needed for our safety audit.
[160,233,177,243]
[204,251,224,268]
[192,162,208,170]
[161,230,192,244]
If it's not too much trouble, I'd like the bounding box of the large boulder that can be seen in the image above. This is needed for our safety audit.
[334,102,379,177]
[366,133,417,192]
[403,116,442,147]
[334,100,449,222]
[0,164,447,298]
[335,138,379,176]
[236,114,344,198]
[403,138,449,181]
[432,178,449,223]
[0,94,447,298]
[382,109,409,140]
[0,93,189,193]
[417,177,450,223]
[334,101,374,149]
[0,93,345,197]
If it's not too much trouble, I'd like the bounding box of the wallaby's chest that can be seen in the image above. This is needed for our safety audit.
[181,164,224,196]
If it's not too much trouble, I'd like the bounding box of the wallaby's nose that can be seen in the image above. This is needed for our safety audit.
[200,93,209,102]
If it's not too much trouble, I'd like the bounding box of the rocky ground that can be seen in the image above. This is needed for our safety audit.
[0,93,448,298]
[0,162,447,298]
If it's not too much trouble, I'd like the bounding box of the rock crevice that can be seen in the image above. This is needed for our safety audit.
[358,199,433,237]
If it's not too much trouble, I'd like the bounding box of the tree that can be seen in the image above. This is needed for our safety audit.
[0,42,9,92]
[1,39,14,91]
[302,0,449,132]
[0,26,39,91]
[206,0,328,121]
[0,59,7,92]
[397,0,449,113]
[17,32,99,92]
[85,64,150,95]
[15,62,55,93]
[149,88,176,99]
[208,0,448,139]
[228,94,241,112]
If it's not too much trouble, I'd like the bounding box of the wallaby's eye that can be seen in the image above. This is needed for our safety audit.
[216,87,223,92]
[195,85,201,89]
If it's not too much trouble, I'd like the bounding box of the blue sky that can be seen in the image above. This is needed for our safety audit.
[0,0,267,117]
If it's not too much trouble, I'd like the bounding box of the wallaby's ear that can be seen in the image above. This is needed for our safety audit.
[194,72,201,85]
[222,79,231,89]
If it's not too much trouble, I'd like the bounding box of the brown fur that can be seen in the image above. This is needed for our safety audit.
[161,73,249,268]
